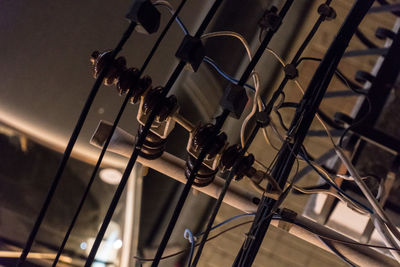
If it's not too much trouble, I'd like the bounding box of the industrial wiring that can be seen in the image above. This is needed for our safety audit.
[203,56,257,92]
[200,31,266,149]
[153,2,290,264]
[134,221,254,262]
[336,147,400,258]
[134,217,400,263]
[288,50,400,257]
[159,9,274,151]
[152,3,400,264]
[52,1,190,265]
[153,0,189,35]
[318,237,357,267]
[252,48,374,215]
[293,185,369,215]
[295,56,364,92]
[183,229,195,267]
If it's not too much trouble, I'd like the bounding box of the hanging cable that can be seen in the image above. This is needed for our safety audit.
[17,21,138,266]
[318,237,357,267]
[51,2,187,266]
[183,229,195,267]
[355,29,378,49]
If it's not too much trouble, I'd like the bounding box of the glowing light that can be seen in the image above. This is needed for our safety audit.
[80,242,87,250]
[99,168,123,185]
[113,239,123,250]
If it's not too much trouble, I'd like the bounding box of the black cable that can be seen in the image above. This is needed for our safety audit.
[17,21,137,267]
[319,238,357,266]
[135,220,254,262]
[84,0,221,264]
[263,0,333,119]
[338,95,372,147]
[277,101,344,130]
[355,29,378,49]
[235,1,374,265]
[190,2,295,265]
[377,0,400,16]
[133,1,225,266]
[134,217,400,264]
[51,2,188,266]
[295,56,364,92]
[191,124,261,266]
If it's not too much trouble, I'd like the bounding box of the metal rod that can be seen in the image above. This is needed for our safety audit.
[52,1,188,264]
[233,1,374,266]
[191,123,261,266]
[90,121,399,267]
[90,120,259,213]
[17,21,137,266]
[84,1,225,266]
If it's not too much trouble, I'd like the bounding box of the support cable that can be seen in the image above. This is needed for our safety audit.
[17,21,137,266]
[233,1,374,265]
[51,1,188,265]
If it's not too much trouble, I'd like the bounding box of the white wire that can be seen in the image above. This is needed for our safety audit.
[200,31,265,148]
[264,47,400,261]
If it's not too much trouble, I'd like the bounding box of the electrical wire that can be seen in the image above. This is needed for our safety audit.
[84,1,222,266]
[134,216,400,263]
[318,237,357,267]
[203,56,257,91]
[134,221,254,262]
[153,0,189,35]
[286,51,400,259]
[183,229,195,267]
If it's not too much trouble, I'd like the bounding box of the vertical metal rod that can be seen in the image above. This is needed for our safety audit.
[190,1,295,264]
[52,1,188,265]
[233,1,374,266]
[17,21,137,266]
[191,125,260,266]
[85,1,225,266]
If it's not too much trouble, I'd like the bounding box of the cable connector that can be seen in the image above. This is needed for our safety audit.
[258,6,282,32]
[376,27,395,40]
[175,35,205,72]
[284,63,298,79]
[220,83,248,119]
[318,4,336,21]
[355,70,375,84]
[126,0,161,34]
[255,111,271,128]
[277,208,297,231]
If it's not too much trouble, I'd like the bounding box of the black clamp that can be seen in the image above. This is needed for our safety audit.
[175,35,205,72]
[255,110,271,128]
[258,6,282,33]
[137,124,166,159]
[90,50,152,103]
[185,124,227,187]
[334,112,354,127]
[355,70,375,84]
[220,83,249,119]
[318,4,336,21]
[126,0,161,34]
[142,86,178,122]
[277,208,297,233]
[220,145,255,181]
[284,64,298,80]
[376,27,396,40]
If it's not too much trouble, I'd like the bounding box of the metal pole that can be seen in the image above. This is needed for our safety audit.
[233,1,374,266]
